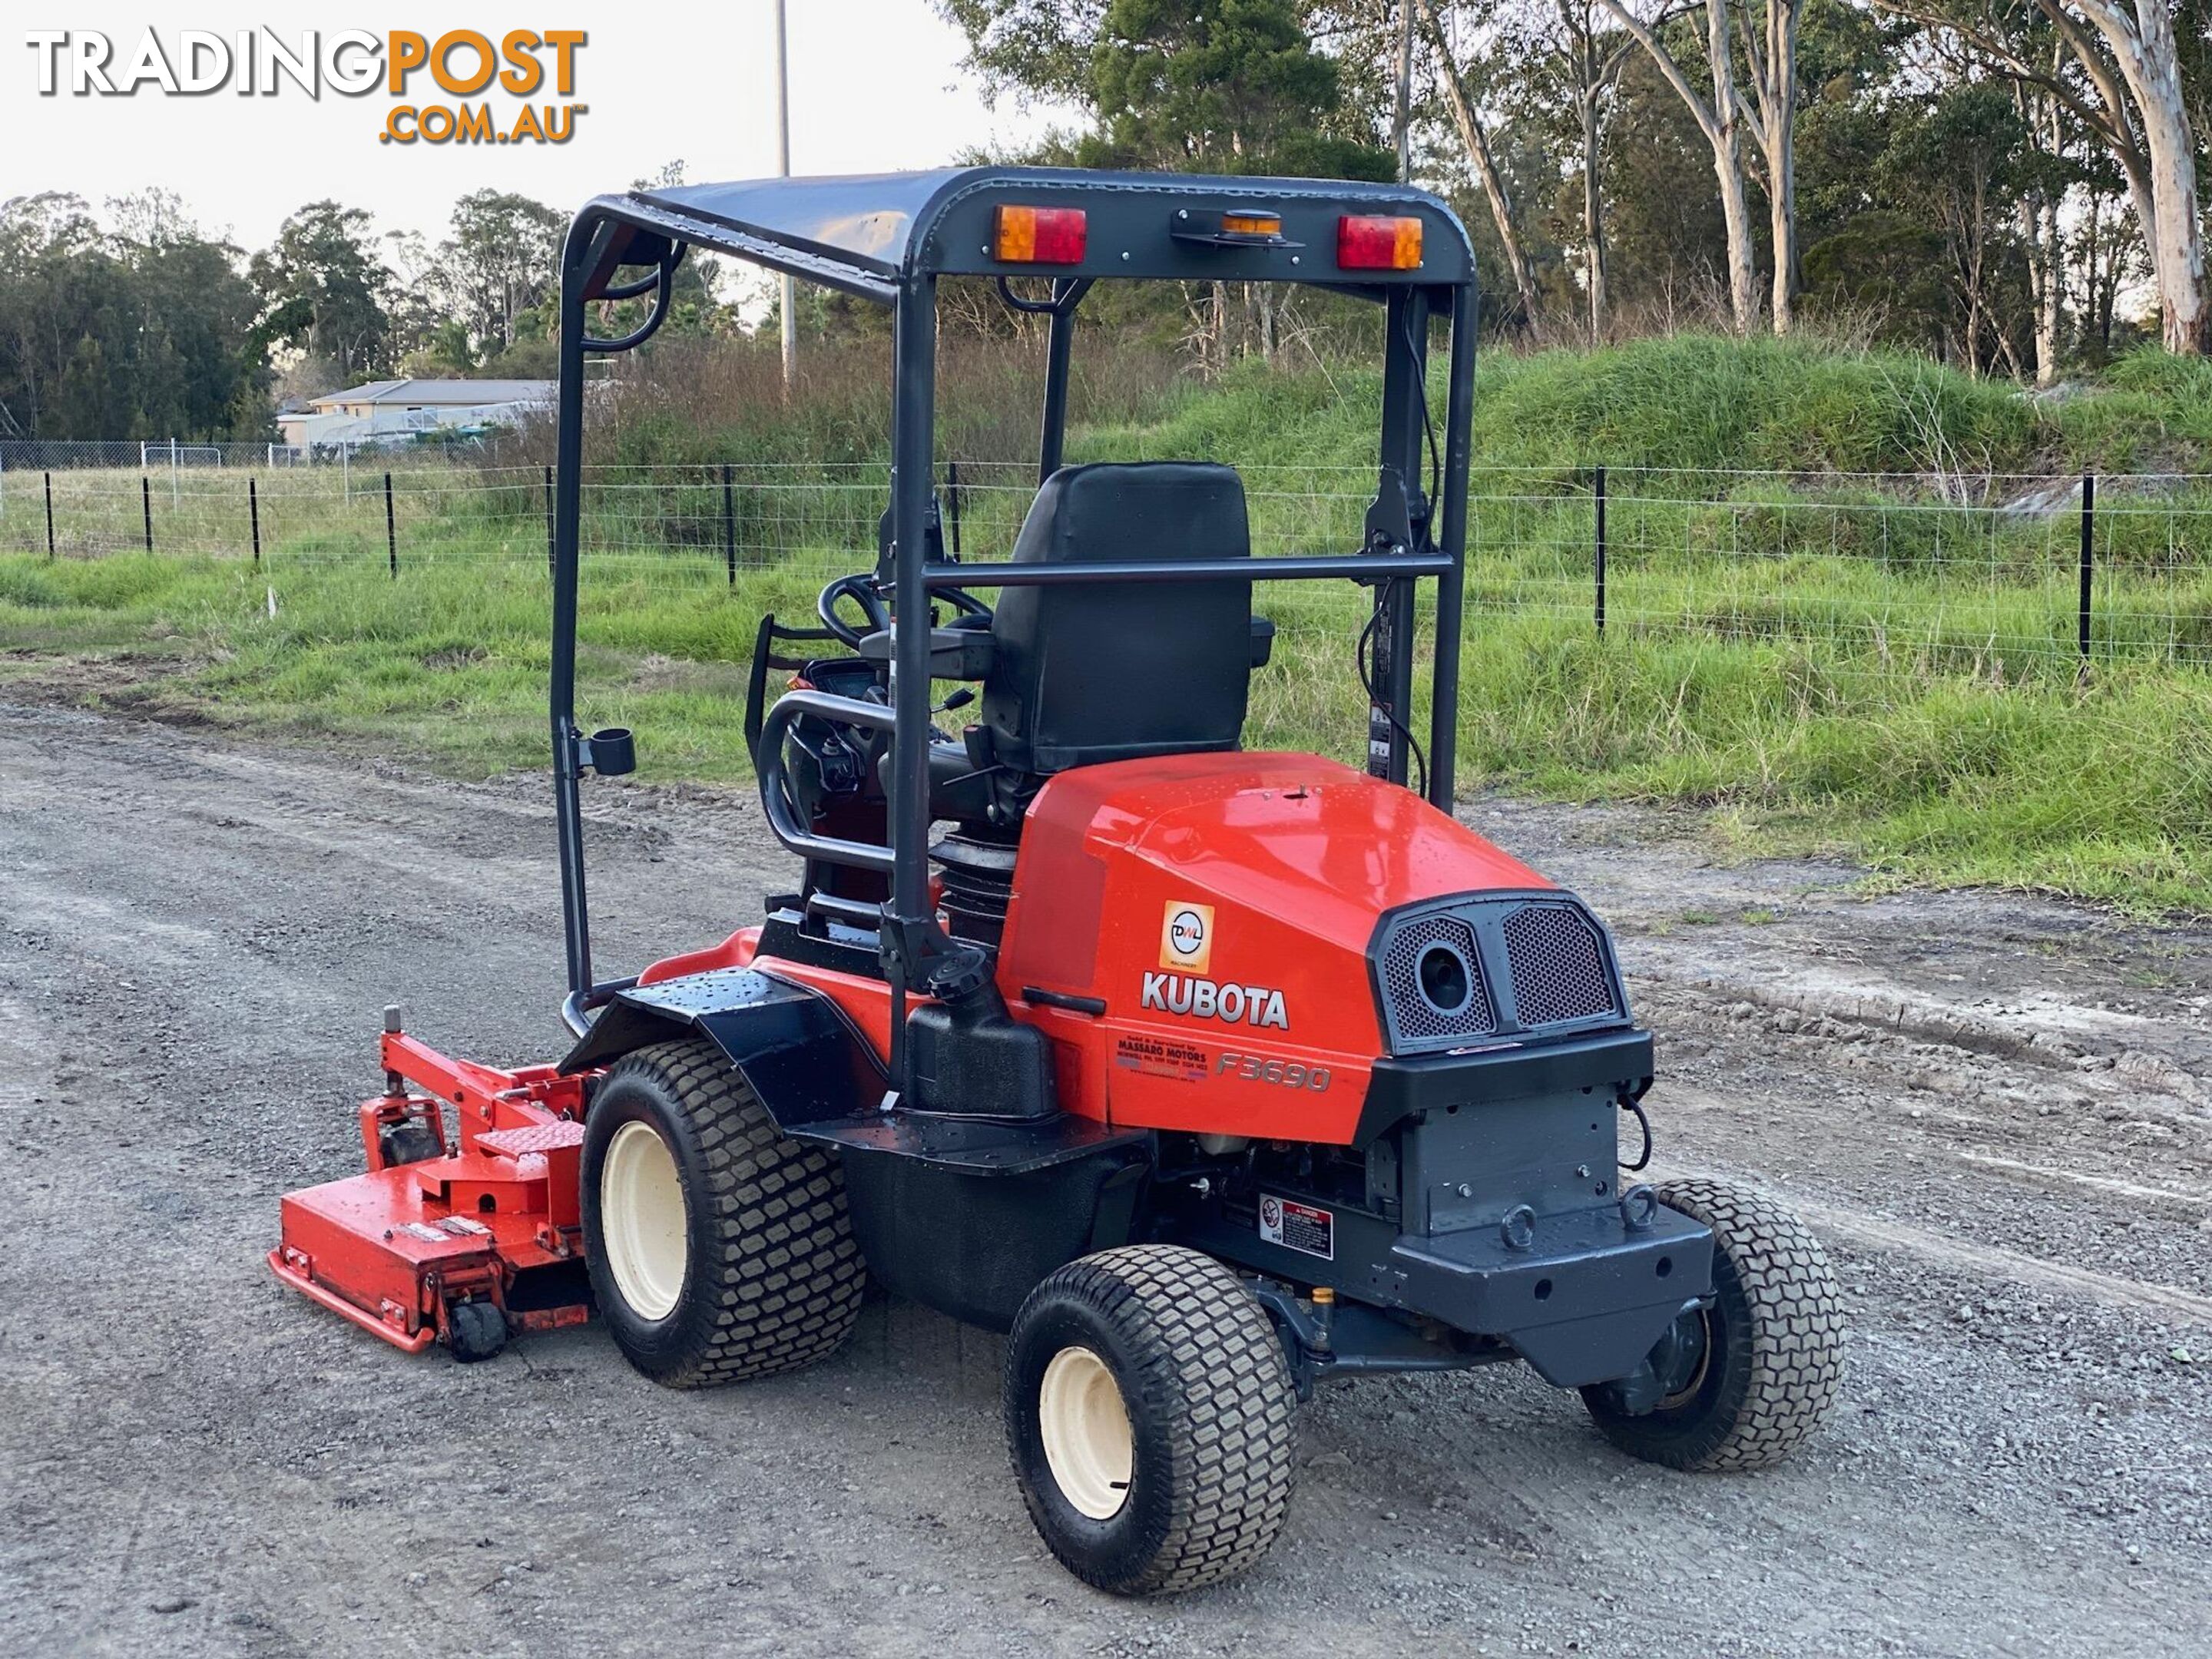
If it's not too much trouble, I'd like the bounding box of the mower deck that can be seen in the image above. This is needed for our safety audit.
[270,1027,595,1355]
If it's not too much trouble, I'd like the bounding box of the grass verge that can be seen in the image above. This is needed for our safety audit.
[4,538,2205,913]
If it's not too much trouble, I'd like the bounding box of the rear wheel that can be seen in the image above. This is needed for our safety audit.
[1581,1177,1843,1470]
[1004,1245,1296,1595]
[581,1038,865,1388]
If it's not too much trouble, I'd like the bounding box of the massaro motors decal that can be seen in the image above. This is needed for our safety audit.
[24,27,588,146]
[1141,899,1290,1030]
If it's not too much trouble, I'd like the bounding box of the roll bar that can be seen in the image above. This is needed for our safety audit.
[547,174,1479,1080]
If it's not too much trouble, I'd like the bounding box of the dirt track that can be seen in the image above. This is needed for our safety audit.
[2,706,2207,1657]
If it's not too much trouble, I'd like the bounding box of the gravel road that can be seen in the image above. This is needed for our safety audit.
[2,706,2207,1657]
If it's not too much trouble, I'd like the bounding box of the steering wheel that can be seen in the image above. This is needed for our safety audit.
[817,574,891,649]
[938,586,994,625]
[817,573,992,649]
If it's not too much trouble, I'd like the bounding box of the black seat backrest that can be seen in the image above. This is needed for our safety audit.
[981,462,1253,775]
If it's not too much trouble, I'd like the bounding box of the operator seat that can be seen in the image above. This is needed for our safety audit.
[978,461,1261,775]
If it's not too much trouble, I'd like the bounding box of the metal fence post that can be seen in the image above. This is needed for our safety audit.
[385,471,398,578]
[2078,471,2094,664]
[722,462,737,584]
[249,477,261,565]
[1594,465,1608,634]
[44,471,55,558]
[142,475,154,553]
[544,464,555,578]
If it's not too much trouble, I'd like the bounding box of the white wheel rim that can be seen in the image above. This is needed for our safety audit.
[1038,1346,1134,1520]
[601,1120,687,1321]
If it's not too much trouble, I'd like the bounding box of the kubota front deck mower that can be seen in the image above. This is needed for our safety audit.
[273,167,1843,1594]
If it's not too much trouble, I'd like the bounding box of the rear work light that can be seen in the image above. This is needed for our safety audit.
[995,205,1088,264]
[1338,214,1423,271]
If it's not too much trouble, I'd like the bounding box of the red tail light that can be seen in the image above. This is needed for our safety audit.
[995,205,1088,264]
[1338,215,1423,271]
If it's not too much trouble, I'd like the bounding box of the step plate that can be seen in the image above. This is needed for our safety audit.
[478,1121,587,1159]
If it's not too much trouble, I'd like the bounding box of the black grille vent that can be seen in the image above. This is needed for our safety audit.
[1379,913,1495,1047]
[1502,903,1617,1026]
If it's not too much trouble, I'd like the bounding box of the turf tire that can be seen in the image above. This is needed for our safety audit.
[1004,1245,1297,1595]
[1582,1177,1843,1471]
[581,1037,864,1389]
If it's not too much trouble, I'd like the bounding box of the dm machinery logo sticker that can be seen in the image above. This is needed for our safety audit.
[24,27,590,147]
[1160,900,1214,974]
[1142,899,1290,1030]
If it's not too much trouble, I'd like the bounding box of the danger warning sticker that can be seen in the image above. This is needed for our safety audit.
[1257,1194,1334,1260]
[1113,1033,1210,1083]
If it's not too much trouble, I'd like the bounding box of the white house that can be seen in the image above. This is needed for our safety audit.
[276,378,555,451]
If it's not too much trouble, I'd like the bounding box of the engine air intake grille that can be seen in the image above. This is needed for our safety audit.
[1380,913,1495,1046]
[1502,903,1618,1026]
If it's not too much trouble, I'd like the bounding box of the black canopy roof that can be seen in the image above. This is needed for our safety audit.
[581,165,1474,303]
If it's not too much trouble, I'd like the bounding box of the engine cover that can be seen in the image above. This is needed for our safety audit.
[997,751,1628,1144]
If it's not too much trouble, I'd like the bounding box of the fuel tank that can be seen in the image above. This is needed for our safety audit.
[997,751,1617,1144]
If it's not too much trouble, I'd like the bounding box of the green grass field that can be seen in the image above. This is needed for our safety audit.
[3,333,2208,911]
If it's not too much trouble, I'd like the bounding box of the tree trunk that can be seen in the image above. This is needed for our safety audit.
[2014,82,2065,386]
[1705,0,1760,331]
[2020,192,2061,382]
[2134,57,2205,351]
[1419,0,1538,323]
[1764,102,1795,333]
[1600,0,1760,332]
[1757,2,1799,333]
[1963,178,1988,375]
[2055,0,2205,352]
[1581,77,1608,338]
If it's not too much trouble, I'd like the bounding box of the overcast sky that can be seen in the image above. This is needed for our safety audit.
[7,5,1074,253]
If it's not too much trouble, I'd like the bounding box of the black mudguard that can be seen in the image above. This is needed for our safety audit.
[559,965,886,1133]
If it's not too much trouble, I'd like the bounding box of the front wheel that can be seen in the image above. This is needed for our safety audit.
[1582,1177,1843,1471]
[580,1038,865,1389]
[1003,1246,1297,1596]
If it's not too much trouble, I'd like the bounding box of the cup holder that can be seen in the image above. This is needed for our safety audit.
[583,727,635,777]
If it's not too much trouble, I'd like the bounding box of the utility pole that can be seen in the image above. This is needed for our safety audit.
[774,0,796,393]
[1394,0,1415,184]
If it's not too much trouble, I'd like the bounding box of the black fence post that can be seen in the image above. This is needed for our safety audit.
[544,464,555,578]
[1594,465,1608,634]
[722,462,737,585]
[384,471,397,578]
[249,477,261,565]
[43,471,55,558]
[2078,471,2094,664]
[141,475,153,553]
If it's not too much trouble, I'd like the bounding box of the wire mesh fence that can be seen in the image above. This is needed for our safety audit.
[2,457,2206,676]
[0,434,513,472]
